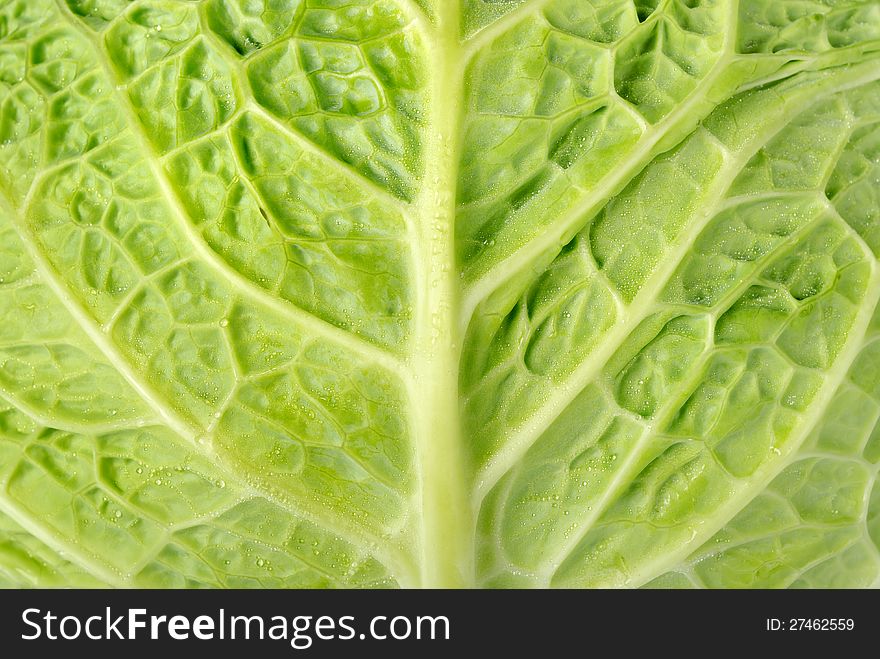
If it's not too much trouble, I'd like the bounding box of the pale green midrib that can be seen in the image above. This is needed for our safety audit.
[459,0,741,333]
[473,60,880,509]
[622,264,880,589]
[190,7,412,214]
[2,103,410,592]
[408,7,472,588]
[537,71,880,584]
[52,4,407,379]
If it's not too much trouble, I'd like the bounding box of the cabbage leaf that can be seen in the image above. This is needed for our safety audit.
[1,0,879,588]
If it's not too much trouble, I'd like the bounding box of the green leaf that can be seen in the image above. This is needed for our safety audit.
[0,0,879,588]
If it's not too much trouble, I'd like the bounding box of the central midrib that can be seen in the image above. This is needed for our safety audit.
[410,7,473,588]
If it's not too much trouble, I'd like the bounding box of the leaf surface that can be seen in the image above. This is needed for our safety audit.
[0,0,879,588]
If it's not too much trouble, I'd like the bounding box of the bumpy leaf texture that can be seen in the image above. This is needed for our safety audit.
[0,0,879,589]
